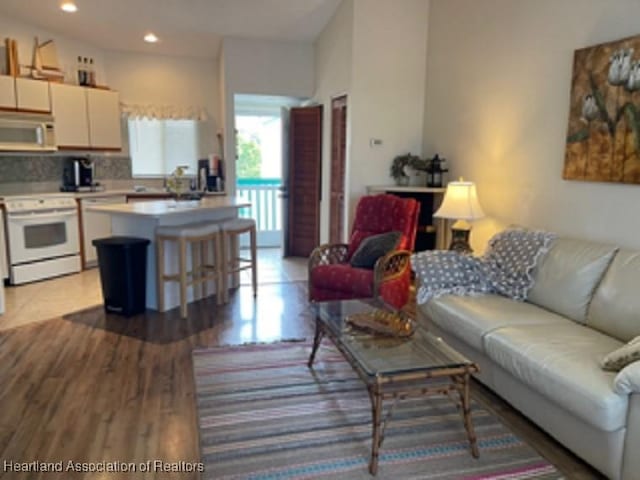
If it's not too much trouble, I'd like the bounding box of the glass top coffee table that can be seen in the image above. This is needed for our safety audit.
[308,298,480,475]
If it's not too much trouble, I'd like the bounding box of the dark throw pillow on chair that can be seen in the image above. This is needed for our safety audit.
[349,231,402,269]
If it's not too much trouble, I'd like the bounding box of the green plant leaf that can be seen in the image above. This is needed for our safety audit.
[622,102,640,152]
[390,153,422,179]
[567,129,590,143]
[589,73,616,136]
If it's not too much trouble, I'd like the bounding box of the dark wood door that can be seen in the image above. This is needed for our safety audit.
[286,105,322,257]
[329,96,347,244]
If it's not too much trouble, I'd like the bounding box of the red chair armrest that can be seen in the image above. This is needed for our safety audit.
[308,243,349,272]
[372,250,412,297]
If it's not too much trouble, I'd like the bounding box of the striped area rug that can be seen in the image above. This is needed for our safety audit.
[193,342,562,480]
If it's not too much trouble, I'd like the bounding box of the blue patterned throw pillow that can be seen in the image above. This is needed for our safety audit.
[349,231,402,269]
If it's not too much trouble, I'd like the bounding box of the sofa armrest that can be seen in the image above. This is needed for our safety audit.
[308,243,349,272]
[622,393,640,479]
[372,249,412,297]
[614,362,640,395]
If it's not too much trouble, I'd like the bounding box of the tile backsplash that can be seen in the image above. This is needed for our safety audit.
[0,154,132,184]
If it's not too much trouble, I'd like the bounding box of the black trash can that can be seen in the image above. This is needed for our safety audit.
[92,236,150,317]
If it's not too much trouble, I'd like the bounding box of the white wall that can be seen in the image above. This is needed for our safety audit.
[218,48,228,162]
[104,51,220,157]
[314,0,354,242]
[104,51,218,117]
[220,37,315,193]
[222,37,314,98]
[424,0,640,251]
[346,0,429,226]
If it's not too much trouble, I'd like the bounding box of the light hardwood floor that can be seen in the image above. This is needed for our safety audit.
[0,253,603,480]
[1,269,103,331]
[0,248,307,332]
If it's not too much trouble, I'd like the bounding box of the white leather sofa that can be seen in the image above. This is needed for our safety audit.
[417,238,640,479]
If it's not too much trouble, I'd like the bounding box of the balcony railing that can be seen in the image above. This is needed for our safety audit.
[236,178,282,247]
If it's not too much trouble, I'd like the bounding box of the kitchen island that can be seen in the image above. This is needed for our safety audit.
[88,197,250,312]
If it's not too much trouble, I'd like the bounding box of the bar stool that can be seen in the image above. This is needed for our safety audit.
[156,222,224,318]
[220,217,257,302]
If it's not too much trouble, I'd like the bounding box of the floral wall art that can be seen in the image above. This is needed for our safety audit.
[564,35,640,184]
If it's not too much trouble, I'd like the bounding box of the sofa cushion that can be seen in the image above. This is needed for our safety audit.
[420,294,573,352]
[527,238,617,324]
[310,264,374,297]
[484,323,627,431]
[588,249,640,342]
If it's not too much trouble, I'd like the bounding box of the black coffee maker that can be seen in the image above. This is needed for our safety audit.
[197,158,221,192]
[62,157,94,191]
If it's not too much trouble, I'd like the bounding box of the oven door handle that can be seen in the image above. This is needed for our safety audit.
[7,211,77,221]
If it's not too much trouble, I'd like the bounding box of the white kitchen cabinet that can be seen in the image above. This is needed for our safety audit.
[87,89,121,150]
[51,85,121,151]
[0,75,16,110]
[15,77,50,112]
[50,83,90,148]
[80,195,127,267]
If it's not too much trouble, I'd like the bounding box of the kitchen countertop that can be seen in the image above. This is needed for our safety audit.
[76,189,226,199]
[87,197,249,218]
[0,190,227,202]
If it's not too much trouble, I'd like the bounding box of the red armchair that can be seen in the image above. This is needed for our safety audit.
[308,194,420,308]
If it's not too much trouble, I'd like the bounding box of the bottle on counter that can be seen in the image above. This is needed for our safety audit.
[84,58,89,86]
[88,58,96,87]
[77,56,85,86]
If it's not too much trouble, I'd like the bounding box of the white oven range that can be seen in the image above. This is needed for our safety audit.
[4,194,81,285]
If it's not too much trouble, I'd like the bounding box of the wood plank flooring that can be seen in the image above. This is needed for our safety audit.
[0,282,602,479]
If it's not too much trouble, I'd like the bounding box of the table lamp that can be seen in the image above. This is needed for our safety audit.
[434,178,485,253]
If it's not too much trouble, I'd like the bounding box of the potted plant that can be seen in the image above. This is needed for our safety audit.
[390,153,423,186]
[166,165,190,200]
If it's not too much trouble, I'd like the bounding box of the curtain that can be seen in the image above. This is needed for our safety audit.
[121,103,208,121]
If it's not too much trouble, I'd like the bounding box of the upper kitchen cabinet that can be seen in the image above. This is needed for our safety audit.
[0,76,16,110]
[0,76,50,112]
[50,83,90,148]
[50,84,122,151]
[15,77,51,113]
[87,89,121,150]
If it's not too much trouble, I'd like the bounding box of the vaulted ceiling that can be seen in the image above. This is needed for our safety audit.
[0,0,342,58]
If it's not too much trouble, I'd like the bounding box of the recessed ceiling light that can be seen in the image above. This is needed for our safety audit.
[60,2,77,12]
[144,33,159,43]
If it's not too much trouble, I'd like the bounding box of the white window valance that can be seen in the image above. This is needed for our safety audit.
[120,103,208,121]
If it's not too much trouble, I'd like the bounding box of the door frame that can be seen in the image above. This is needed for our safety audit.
[233,95,306,250]
[329,94,348,244]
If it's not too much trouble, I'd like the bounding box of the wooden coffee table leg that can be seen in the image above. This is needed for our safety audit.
[459,371,479,458]
[307,318,324,368]
[368,383,383,475]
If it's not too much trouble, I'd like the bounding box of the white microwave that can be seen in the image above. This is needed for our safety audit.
[0,112,57,152]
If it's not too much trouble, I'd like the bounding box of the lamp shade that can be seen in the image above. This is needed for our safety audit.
[434,180,485,220]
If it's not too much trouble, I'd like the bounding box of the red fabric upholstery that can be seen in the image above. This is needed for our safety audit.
[346,194,419,258]
[310,264,374,297]
[379,273,412,309]
[309,194,419,308]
